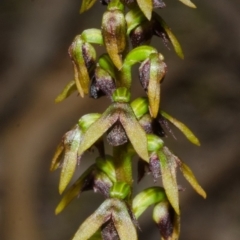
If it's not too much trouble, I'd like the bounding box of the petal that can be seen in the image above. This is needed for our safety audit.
[153,13,184,59]
[160,110,200,146]
[136,0,153,20]
[78,106,119,156]
[55,165,95,214]
[178,0,196,8]
[179,161,206,198]
[119,104,149,161]
[158,149,180,215]
[55,80,77,103]
[72,200,112,240]
[111,199,138,240]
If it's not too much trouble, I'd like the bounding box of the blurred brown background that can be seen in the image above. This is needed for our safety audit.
[1,0,240,239]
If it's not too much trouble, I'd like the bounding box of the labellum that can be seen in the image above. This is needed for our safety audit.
[107,121,128,146]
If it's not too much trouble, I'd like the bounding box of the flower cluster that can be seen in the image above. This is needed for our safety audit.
[51,0,205,239]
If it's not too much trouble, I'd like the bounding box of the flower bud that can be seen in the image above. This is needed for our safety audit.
[139,53,167,118]
[69,36,96,97]
[59,125,82,194]
[102,7,126,69]
[110,182,131,200]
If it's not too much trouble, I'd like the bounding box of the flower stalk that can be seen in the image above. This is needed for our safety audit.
[51,0,205,239]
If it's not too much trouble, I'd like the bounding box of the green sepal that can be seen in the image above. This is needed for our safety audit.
[153,13,184,59]
[136,0,153,20]
[130,97,149,120]
[78,103,149,162]
[59,125,82,194]
[133,187,167,219]
[125,7,147,35]
[72,199,137,240]
[179,161,206,198]
[80,0,97,13]
[78,105,119,157]
[148,53,166,118]
[96,156,117,183]
[55,164,95,214]
[102,9,126,69]
[81,29,104,45]
[55,80,77,103]
[110,182,131,200]
[124,45,157,67]
[158,149,180,215]
[147,134,164,152]
[111,200,137,240]
[78,113,102,132]
[119,104,149,161]
[178,0,196,8]
[69,36,96,97]
[98,54,116,79]
[160,110,200,146]
[112,87,131,103]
